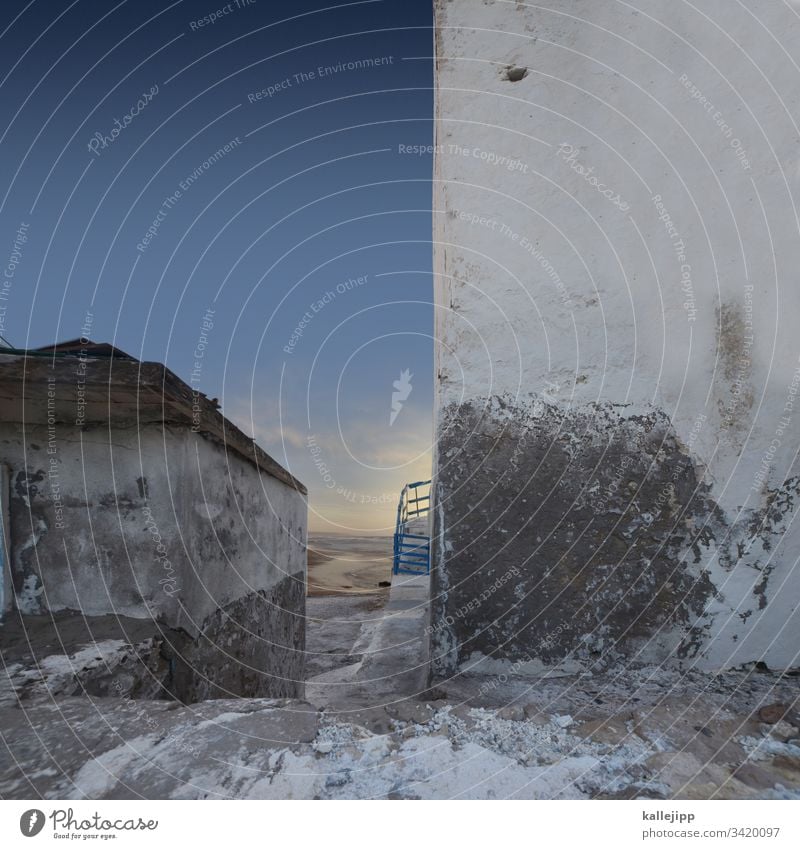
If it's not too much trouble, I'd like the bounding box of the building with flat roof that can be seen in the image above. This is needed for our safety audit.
[0,341,307,701]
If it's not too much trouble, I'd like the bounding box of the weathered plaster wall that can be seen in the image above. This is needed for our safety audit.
[0,465,10,618]
[431,0,800,676]
[0,422,307,699]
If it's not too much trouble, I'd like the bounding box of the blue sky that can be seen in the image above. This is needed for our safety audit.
[0,0,434,533]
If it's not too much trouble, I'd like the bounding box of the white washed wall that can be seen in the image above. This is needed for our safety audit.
[431,0,800,674]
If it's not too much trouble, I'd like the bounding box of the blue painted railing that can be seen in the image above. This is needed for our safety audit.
[392,479,431,576]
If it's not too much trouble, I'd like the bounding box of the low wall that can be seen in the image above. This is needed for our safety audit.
[0,421,307,699]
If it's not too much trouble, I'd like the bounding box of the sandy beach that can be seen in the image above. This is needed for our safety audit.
[307,534,393,595]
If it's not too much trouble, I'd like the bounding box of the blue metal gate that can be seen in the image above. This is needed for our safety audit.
[392,479,431,576]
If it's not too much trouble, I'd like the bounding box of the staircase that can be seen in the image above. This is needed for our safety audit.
[392,479,431,576]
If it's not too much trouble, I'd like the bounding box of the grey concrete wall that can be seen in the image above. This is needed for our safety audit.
[431,0,800,677]
[0,421,307,699]
[0,464,10,618]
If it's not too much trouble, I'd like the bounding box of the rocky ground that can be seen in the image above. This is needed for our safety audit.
[1,591,799,800]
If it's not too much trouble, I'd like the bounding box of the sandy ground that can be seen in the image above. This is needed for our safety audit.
[307,534,393,596]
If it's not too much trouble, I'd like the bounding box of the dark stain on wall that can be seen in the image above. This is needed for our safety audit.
[168,574,306,703]
[3,576,306,704]
[431,399,800,678]
[10,469,48,606]
[716,301,754,439]
[429,398,754,678]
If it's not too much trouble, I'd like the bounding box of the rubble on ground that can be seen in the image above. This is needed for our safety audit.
[2,648,799,799]
[2,594,799,799]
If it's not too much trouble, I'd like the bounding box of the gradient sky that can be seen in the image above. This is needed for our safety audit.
[0,0,434,534]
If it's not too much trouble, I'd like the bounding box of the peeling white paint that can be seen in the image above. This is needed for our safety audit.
[432,0,800,670]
